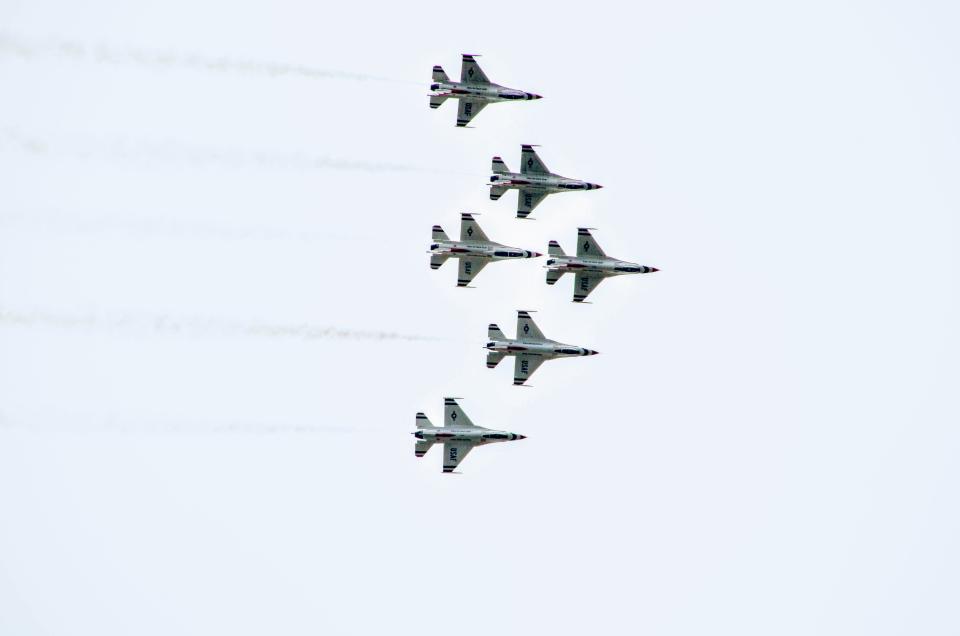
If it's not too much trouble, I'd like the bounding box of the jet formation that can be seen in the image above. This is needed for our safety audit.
[419,55,661,472]
[430,213,540,287]
[490,145,603,218]
[430,55,541,128]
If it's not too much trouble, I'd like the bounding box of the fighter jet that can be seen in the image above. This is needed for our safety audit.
[546,228,659,302]
[430,213,541,287]
[486,310,598,386]
[489,145,603,219]
[430,55,542,128]
[414,398,526,473]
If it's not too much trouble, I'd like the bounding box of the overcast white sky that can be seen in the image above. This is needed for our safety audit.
[1,1,959,634]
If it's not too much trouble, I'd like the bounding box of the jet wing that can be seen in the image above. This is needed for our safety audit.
[573,271,608,303]
[442,442,475,472]
[517,189,548,219]
[576,228,608,258]
[520,145,550,175]
[457,257,489,287]
[513,353,546,386]
[460,55,490,84]
[516,310,546,341]
[460,213,490,242]
[444,397,478,428]
[456,99,487,127]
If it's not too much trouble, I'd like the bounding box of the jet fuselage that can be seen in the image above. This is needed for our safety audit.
[430,81,541,103]
[429,239,539,262]
[546,255,657,276]
[489,170,602,194]
[413,428,525,444]
[485,337,598,359]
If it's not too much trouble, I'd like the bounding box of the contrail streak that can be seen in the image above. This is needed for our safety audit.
[0,31,414,83]
[0,413,371,435]
[0,309,438,342]
[0,209,364,242]
[0,128,416,173]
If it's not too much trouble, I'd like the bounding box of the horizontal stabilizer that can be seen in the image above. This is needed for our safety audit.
[432,65,449,83]
[492,156,510,174]
[429,94,448,109]
[415,440,435,458]
[432,225,449,241]
[546,269,566,285]
[430,254,449,270]
[416,412,435,429]
[547,240,566,257]
[490,185,508,201]
[488,323,505,340]
[486,351,506,369]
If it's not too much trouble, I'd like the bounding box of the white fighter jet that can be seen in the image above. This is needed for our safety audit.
[486,311,598,386]
[430,55,542,128]
[546,228,659,302]
[489,145,603,219]
[414,398,527,473]
[430,213,541,287]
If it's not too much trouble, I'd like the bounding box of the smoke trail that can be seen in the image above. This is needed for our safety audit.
[0,413,369,435]
[0,31,414,83]
[0,209,364,242]
[0,309,438,342]
[0,127,415,173]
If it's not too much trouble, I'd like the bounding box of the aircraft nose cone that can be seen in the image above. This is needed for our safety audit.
[517,434,527,440]
[529,93,543,100]
[586,349,599,356]
[593,184,603,189]
[531,251,543,258]
[650,267,659,273]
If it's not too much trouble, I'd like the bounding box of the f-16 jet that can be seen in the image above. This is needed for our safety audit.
[547,228,659,302]
[430,213,541,287]
[486,310,598,386]
[489,145,603,219]
[414,398,526,473]
[430,55,542,128]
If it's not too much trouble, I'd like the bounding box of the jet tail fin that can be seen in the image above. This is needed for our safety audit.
[489,185,508,201]
[432,65,449,83]
[416,413,435,429]
[488,323,505,340]
[547,240,566,257]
